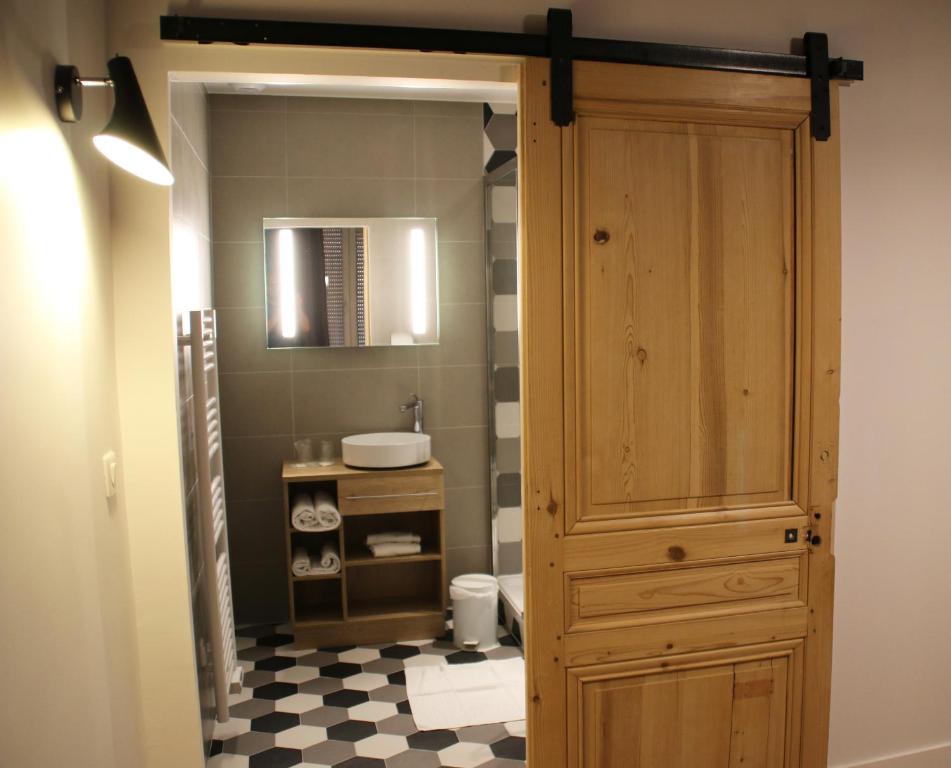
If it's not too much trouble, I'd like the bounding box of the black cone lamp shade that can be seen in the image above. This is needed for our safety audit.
[91,57,174,186]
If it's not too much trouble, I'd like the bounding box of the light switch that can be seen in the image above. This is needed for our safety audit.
[102,451,118,498]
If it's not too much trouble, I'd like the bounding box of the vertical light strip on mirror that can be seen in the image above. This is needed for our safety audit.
[410,227,427,336]
[278,228,297,339]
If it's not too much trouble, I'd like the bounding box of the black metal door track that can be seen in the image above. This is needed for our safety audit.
[160,9,862,140]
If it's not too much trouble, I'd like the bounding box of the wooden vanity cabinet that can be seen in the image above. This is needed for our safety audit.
[281,459,447,648]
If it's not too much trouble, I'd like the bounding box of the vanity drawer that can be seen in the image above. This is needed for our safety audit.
[338,472,444,516]
[567,554,805,633]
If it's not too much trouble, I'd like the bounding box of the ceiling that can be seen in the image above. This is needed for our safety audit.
[190,72,517,104]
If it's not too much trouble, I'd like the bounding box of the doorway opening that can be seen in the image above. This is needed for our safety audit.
[169,66,527,767]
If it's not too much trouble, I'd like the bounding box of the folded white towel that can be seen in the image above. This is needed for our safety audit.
[291,543,341,576]
[369,541,422,558]
[292,491,341,532]
[366,531,421,546]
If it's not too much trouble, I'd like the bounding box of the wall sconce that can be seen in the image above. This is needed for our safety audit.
[54,56,174,186]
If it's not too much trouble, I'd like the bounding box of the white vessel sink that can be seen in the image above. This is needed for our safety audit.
[342,432,431,469]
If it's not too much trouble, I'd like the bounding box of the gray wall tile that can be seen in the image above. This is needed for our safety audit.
[493,332,519,367]
[493,367,520,403]
[216,307,291,373]
[287,96,413,115]
[211,108,286,177]
[446,545,492,584]
[291,345,418,372]
[211,95,491,623]
[415,179,484,242]
[429,427,488,489]
[209,93,286,112]
[496,474,522,508]
[438,242,487,305]
[219,372,293,437]
[420,366,487,429]
[212,242,265,309]
[227,499,286,565]
[418,303,486,367]
[413,115,484,179]
[222,435,295,501]
[286,112,414,178]
[413,101,482,118]
[497,542,522,575]
[444,486,491,549]
[492,259,517,295]
[496,438,521,475]
[212,176,286,242]
[286,177,414,219]
[292,368,420,434]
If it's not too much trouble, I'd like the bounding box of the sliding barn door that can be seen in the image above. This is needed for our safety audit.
[520,58,841,767]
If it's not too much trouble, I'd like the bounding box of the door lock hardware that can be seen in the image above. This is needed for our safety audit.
[784,528,799,544]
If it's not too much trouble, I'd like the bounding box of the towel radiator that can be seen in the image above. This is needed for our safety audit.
[190,309,242,722]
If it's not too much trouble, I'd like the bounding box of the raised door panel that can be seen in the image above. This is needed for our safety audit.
[573,118,794,524]
[570,643,800,768]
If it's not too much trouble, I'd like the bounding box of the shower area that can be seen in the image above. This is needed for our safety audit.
[483,103,524,643]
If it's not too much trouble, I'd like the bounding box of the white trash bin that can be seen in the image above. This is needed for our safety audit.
[450,573,499,652]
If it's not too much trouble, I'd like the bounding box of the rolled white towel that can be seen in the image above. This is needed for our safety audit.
[291,543,341,576]
[292,491,340,531]
[366,531,421,546]
[314,490,342,530]
[291,493,318,531]
[369,541,422,558]
[292,546,312,577]
[314,542,341,574]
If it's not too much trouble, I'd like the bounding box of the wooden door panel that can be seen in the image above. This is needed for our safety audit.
[521,58,841,768]
[584,123,693,508]
[570,643,800,768]
[567,554,804,632]
[575,119,794,523]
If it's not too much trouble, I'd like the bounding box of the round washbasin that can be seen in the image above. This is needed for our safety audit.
[342,432,432,469]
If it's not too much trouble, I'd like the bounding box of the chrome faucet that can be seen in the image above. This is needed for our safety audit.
[400,393,424,433]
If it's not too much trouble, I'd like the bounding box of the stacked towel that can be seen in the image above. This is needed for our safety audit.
[291,490,341,532]
[292,542,341,576]
[366,532,421,546]
[366,531,422,558]
[369,541,422,557]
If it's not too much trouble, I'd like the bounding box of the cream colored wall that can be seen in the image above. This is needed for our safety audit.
[108,1,951,767]
[0,0,144,766]
[170,80,217,749]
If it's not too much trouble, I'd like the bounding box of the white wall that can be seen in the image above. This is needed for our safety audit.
[0,0,144,766]
[106,1,951,766]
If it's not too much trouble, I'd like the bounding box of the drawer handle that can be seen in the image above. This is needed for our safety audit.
[344,490,440,501]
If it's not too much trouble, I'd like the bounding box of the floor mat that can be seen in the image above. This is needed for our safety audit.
[406,657,525,730]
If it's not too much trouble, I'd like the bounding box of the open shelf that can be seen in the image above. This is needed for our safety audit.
[292,572,342,582]
[346,551,442,567]
[293,577,343,624]
[347,595,443,619]
[343,509,440,561]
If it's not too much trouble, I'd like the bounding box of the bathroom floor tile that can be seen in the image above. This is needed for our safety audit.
[219,624,525,768]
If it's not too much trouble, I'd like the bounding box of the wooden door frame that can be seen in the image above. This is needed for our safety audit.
[518,57,842,767]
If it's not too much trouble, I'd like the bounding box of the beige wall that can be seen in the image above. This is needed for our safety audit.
[106,1,951,767]
[169,80,216,748]
[208,93,490,624]
[0,0,144,766]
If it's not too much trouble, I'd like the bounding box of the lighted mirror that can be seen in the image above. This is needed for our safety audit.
[263,218,439,349]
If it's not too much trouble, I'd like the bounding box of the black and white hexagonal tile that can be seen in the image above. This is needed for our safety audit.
[210,624,525,768]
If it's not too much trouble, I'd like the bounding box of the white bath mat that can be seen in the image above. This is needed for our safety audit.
[405,657,525,730]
